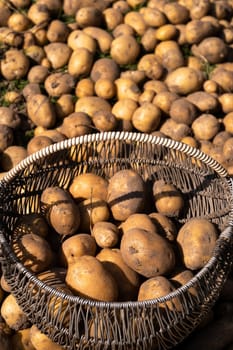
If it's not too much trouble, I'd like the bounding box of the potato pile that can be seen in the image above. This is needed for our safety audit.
[1,0,233,349]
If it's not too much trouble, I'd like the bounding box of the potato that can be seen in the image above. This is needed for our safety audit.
[165,67,204,95]
[24,45,46,64]
[139,6,167,27]
[187,91,219,113]
[177,218,218,270]
[7,12,31,32]
[44,43,72,70]
[47,19,70,43]
[149,212,177,241]
[0,125,14,152]
[27,135,53,155]
[12,328,35,350]
[14,213,49,238]
[94,78,116,100]
[90,57,120,83]
[75,96,112,117]
[223,137,233,161]
[223,112,233,134]
[120,227,176,278]
[67,47,93,78]
[103,8,123,31]
[1,293,29,331]
[41,186,72,206]
[107,169,145,222]
[144,79,168,94]
[27,65,49,84]
[0,146,28,171]
[219,93,233,113]
[115,77,141,102]
[27,2,50,24]
[137,276,181,310]
[44,72,75,97]
[169,97,198,125]
[170,269,197,297]
[12,232,55,273]
[92,110,118,132]
[120,213,157,235]
[0,275,11,293]
[60,233,97,266]
[132,103,161,133]
[192,37,228,64]
[153,180,184,217]
[155,40,185,71]
[69,173,108,203]
[138,27,157,52]
[155,23,178,41]
[185,20,216,44]
[96,248,141,301]
[67,30,96,54]
[111,98,138,121]
[191,114,220,141]
[110,34,140,65]
[30,325,65,350]
[181,136,199,148]
[189,0,211,19]
[160,118,191,141]
[124,11,148,36]
[137,54,164,80]
[112,23,135,37]
[65,255,118,301]
[210,67,233,92]
[78,197,110,232]
[91,221,119,248]
[0,27,23,47]
[213,131,231,147]
[49,200,81,236]
[163,2,190,24]
[57,112,93,138]
[83,27,113,54]
[26,94,56,128]
[1,49,30,80]
[55,94,75,120]
[152,91,179,115]
[75,6,103,28]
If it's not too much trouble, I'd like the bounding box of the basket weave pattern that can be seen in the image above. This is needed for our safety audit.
[0,131,233,350]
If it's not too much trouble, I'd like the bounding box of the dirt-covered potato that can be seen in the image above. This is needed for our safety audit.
[65,255,118,301]
[26,94,56,128]
[110,34,141,65]
[0,125,14,152]
[68,47,93,78]
[1,294,29,331]
[169,97,198,125]
[0,145,27,171]
[27,135,54,155]
[177,218,218,270]
[44,72,75,97]
[153,180,184,217]
[75,96,112,117]
[160,118,191,141]
[83,26,113,54]
[69,173,109,202]
[191,114,220,141]
[120,227,176,278]
[57,112,93,138]
[107,169,145,221]
[1,49,30,80]
[155,40,185,71]
[132,102,161,133]
[92,221,120,249]
[44,42,72,69]
[60,233,97,266]
[96,248,141,301]
[165,66,204,95]
[78,197,110,232]
[191,36,228,64]
[187,91,219,112]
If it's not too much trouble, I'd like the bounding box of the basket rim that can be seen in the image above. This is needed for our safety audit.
[0,131,233,309]
[0,131,230,184]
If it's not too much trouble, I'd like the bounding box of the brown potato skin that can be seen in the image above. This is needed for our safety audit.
[120,227,176,278]
[65,255,118,301]
[96,248,141,301]
[177,218,218,270]
[69,173,109,202]
[107,169,145,221]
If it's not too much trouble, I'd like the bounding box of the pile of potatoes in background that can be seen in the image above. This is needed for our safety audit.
[0,0,233,349]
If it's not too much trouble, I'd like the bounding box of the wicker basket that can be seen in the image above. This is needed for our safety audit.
[0,131,233,350]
